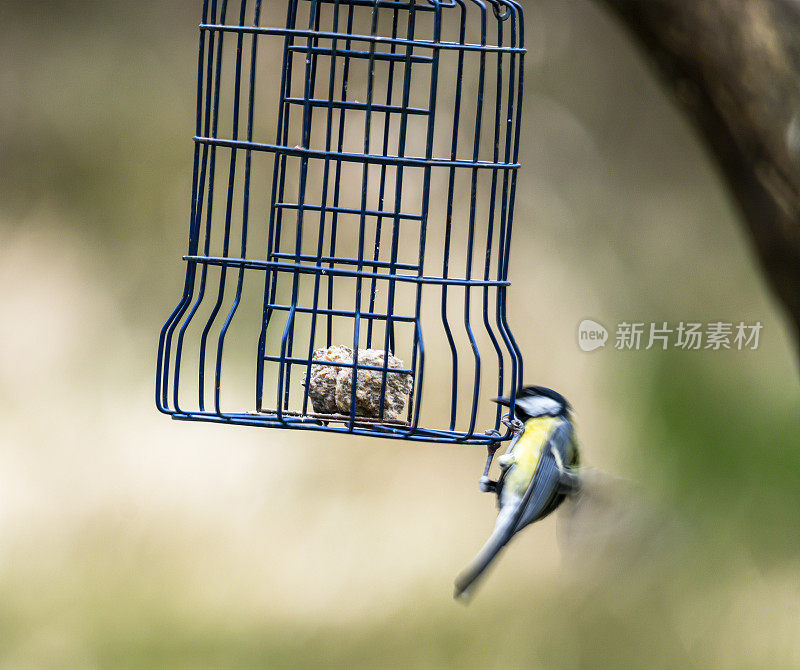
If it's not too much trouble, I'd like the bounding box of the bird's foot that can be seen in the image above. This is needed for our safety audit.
[478,476,498,493]
[497,452,516,468]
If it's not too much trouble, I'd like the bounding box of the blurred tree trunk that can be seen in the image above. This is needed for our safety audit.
[597,0,800,351]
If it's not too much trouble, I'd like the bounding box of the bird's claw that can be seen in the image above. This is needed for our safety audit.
[501,414,524,435]
[478,476,498,493]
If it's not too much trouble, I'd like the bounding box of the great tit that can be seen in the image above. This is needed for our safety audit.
[454,386,581,600]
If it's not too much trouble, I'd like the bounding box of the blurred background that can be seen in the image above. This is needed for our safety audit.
[1,1,799,668]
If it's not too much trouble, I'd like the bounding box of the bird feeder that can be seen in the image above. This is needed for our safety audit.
[156,0,525,444]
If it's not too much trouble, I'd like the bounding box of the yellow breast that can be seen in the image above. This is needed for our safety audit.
[503,415,560,495]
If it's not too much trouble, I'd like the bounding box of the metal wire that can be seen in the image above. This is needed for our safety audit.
[156,0,525,445]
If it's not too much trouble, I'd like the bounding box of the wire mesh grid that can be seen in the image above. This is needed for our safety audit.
[156,0,525,444]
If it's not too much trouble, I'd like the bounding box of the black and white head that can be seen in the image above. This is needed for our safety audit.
[493,386,570,420]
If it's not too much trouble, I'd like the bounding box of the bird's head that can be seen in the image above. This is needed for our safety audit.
[492,385,571,421]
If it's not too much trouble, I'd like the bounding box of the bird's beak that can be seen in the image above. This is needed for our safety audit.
[491,396,511,407]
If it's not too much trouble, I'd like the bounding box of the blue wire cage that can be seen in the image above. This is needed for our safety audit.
[156,0,525,444]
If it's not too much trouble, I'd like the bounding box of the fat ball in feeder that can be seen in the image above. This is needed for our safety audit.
[304,346,412,421]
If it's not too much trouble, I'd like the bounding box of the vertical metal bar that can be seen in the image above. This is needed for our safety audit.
[301,0,345,416]
[173,0,227,414]
[439,0,467,431]
[216,0,264,415]
[277,0,322,417]
[379,1,419,422]
[494,2,524,413]
[507,2,526,394]
[157,0,211,413]
[480,1,511,431]
[365,7,400,351]
[406,1,443,436]
[281,0,324,411]
[198,0,249,415]
[325,3,357,348]
[256,0,299,414]
[198,0,231,411]
[348,0,381,431]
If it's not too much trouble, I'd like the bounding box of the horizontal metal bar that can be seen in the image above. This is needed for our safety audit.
[263,355,414,375]
[194,136,521,170]
[258,408,411,428]
[274,202,423,221]
[169,411,507,445]
[285,97,429,116]
[269,252,419,271]
[198,25,527,54]
[301,0,439,10]
[184,255,512,287]
[289,45,433,64]
[264,303,416,322]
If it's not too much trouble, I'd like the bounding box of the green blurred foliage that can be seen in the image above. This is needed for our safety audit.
[1,0,798,668]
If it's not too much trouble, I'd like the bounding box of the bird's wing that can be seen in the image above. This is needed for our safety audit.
[512,450,562,532]
[514,419,574,531]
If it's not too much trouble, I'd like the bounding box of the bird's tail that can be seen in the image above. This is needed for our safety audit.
[453,506,517,601]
